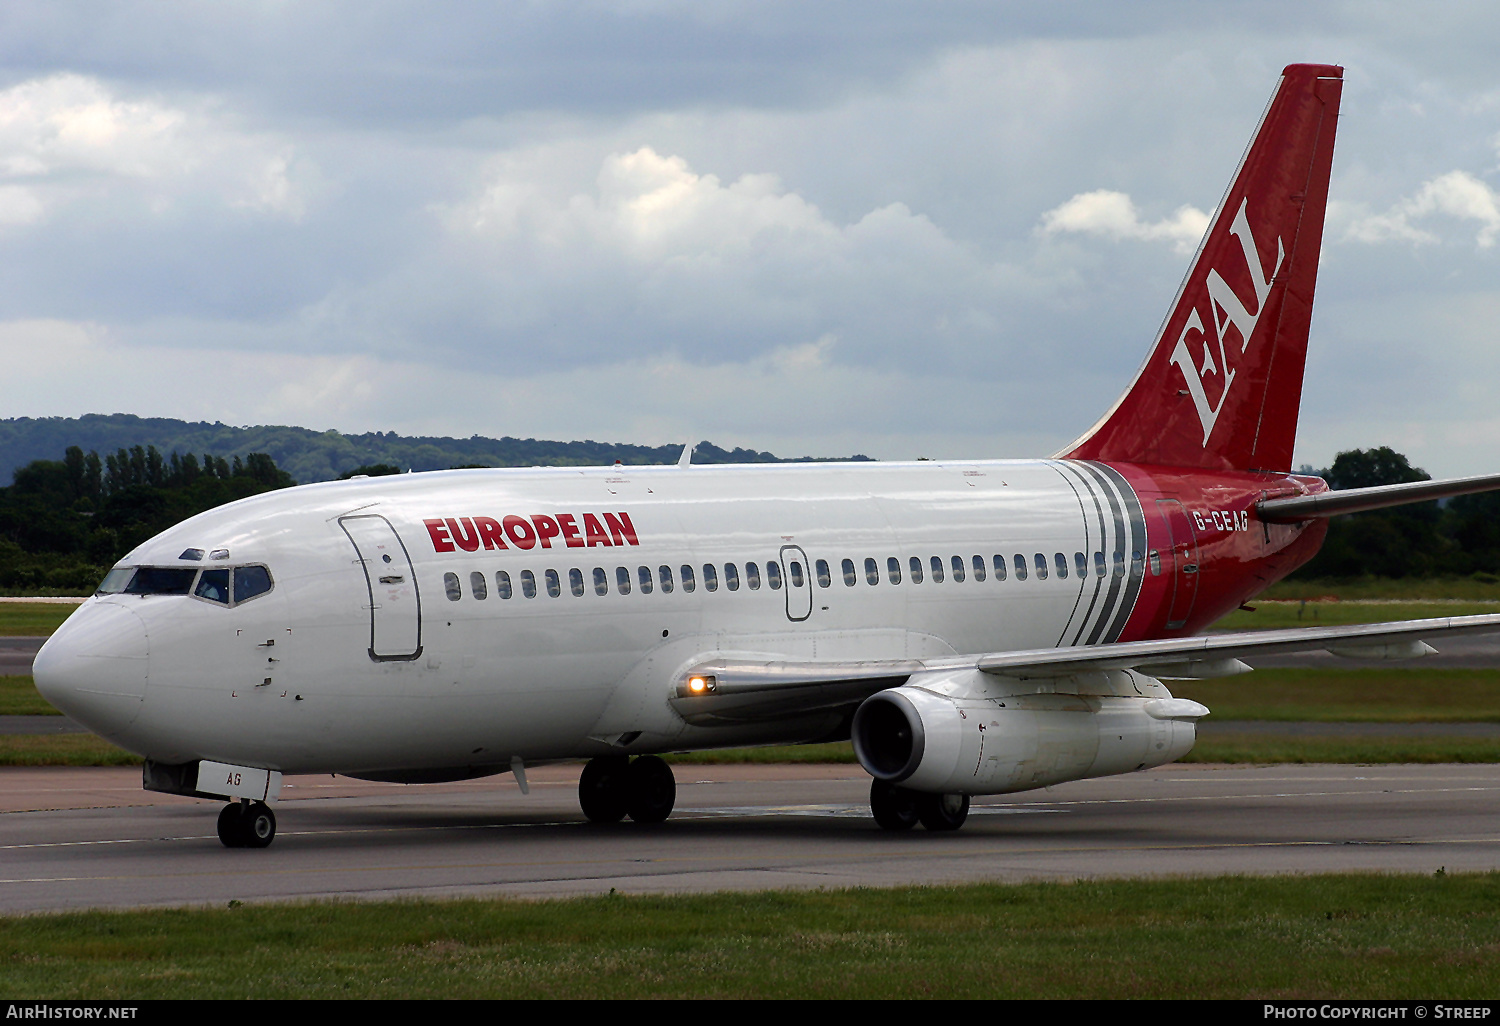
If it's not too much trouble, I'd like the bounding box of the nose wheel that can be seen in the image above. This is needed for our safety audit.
[579,755,677,824]
[217,800,277,848]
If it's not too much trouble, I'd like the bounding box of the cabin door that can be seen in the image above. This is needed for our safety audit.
[340,514,423,661]
[780,544,813,622]
[1156,499,1200,631]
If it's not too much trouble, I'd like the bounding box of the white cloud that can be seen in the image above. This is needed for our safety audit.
[0,73,309,221]
[1038,189,1210,254]
[1344,170,1500,249]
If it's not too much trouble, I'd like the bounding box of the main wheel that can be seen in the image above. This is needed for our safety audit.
[217,803,245,848]
[916,792,970,832]
[242,801,277,848]
[625,755,676,824]
[579,755,630,823]
[869,779,919,831]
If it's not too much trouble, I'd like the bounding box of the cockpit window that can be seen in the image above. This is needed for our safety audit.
[124,567,197,595]
[195,568,230,604]
[96,567,135,595]
[233,566,274,603]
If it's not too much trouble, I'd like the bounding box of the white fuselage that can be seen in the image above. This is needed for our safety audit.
[37,458,1151,777]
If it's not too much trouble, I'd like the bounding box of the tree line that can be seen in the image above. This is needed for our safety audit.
[1,441,1494,595]
[0,445,294,593]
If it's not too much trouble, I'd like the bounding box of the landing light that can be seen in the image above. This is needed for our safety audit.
[687,675,717,695]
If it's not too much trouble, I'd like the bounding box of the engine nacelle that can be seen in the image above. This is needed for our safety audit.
[850,669,1205,795]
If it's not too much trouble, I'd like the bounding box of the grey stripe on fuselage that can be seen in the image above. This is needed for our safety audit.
[1048,461,1108,647]
[1078,461,1145,643]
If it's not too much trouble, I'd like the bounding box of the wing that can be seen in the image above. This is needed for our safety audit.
[671,613,1500,726]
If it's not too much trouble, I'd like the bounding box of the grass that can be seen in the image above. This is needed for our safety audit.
[0,600,79,636]
[1173,668,1500,721]
[1258,577,1500,601]
[0,733,142,766]
[1183,735,1500,764]
[0,674,58,715]
[1,874,1496,998]
[1214,600,1500,630]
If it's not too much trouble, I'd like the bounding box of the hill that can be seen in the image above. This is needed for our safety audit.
[0,415,871,485]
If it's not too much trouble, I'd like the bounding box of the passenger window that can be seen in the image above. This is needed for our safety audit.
[1035,553,1049,580]
[569,568,585,597]
[545,569,562,598]
[930,556,944,583]
[766,561,781,590]
[521,570,537,599]
[1013,554,1028,581]
[496,571,513,600]
[1075,552,1088,579]
[1148,550,1161,576]
[593,567,608,596]
[815,559,831,588]
[746,562,761,590]
[789,561,804,588]
[951,555,965,583]
[659,565,674,594]
[865,557,879,585]
[724,563,740,591]
[972,555,986,582]
[992,555,1007,581]
[1055,552,1068,579]
[703,563,719,592]
[194,568,230,604]
[1095,551,1107,578]
[471,571,488,600]
[233,566,274,603]
[909,556,924,584]
[638,566,654,594]
[1113,551,1126,578]
[842,558,856,586]
[1132,550,1145,578]
[616,566,632,595]
[444,572,462,601]
[680,564,696,593]
[887,557,902,585]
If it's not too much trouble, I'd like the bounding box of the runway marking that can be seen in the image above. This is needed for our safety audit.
[5,835,1500,890]
[3,782,1498,852]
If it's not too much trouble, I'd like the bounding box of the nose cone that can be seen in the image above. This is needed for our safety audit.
[33,601,150,738]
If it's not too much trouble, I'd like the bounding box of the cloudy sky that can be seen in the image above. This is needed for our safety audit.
[0,2,1497,476]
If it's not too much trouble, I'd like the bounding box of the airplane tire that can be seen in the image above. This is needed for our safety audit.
[579,756,630,823]
[869,779,919,831]
[217,803,245,848]
[625,755,676,824]
[242,802,277,848]
[916,792,970,832]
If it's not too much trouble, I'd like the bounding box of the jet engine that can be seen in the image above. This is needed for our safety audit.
[850,669,1206,795]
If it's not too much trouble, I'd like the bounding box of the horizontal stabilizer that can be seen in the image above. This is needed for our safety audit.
[1259,471,1500,521]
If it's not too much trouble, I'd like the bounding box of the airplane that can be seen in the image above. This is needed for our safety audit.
[33,63,1500,849]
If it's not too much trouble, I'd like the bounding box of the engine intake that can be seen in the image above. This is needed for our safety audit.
[851,671,1205,795]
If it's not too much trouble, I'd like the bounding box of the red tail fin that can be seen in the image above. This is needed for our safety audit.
[1062,63,1343,473]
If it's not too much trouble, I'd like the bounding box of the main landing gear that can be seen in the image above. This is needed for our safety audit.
[869,780,970,832]
[217,800,277,848]
[579,755,676,824]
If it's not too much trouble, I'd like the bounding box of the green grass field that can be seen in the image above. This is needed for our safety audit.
[0,674,56,714]
[0,600,80,636]
[1,874,1495,998]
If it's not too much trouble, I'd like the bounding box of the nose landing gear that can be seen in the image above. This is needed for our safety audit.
[579,754,677,824]
[217,800,277,848]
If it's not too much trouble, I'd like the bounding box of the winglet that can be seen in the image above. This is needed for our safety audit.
[678,442,694,469]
